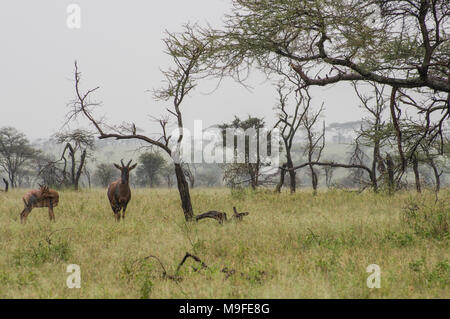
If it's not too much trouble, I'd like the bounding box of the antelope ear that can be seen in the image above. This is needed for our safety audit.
[129,163,137,171]
[114,164,121,170]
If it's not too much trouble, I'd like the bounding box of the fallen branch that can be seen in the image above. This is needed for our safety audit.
[221,267,236,280]
[195,207,249,224]
[232,207,249,221]
[141,254,185,296]
[141,252,263,284]
[142,255,183,282]
[176,252,209,273]
[195,211,227,224]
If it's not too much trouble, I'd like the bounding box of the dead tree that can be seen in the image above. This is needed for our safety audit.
[274,82,310,193]
[54,129,94,190]
[302,104,325,194]
[67,26,208,221]
[352,82,391,192]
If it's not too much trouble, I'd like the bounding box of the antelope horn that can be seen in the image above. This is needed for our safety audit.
[121,159,125,167]
[127,159,132,167]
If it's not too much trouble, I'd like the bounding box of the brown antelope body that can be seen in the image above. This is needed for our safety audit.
[107,159,137,221]
[20,185,59,224]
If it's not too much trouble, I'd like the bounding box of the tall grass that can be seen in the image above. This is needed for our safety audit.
[0,187,448,298]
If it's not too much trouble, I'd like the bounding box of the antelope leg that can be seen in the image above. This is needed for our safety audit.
[48,199,55,222]
[20,207,32,224]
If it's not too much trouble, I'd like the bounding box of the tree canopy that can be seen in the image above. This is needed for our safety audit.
[201,0,449,93]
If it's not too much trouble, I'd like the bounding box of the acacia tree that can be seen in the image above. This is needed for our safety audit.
[219,116,268,189]
[199,0,449,162]
[201,1,449,92]
[94,163,116,187]
[161,163,175,188]
[54,129,94,190]
[137,152,166,187]
[68,26,208,221]
[0,127,37,188]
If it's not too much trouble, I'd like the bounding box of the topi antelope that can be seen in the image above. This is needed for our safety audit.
[20,184,59,224]
[107,159,137,221]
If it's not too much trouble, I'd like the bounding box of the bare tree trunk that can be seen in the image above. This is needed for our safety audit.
[174,163,194,221]
[412,153,421,193]
[69,147,76,186]
[74,150,87,191]
[248,163,258,190]
[2,178,8,192]
[310,165,318,195]
[423,148,441,194]
[8,170,16,189]
[371,141,380,193]
[324,167,333,188]
[288,168,296,193]
[428,159,441,193]
[286,156,296,193]
[275,163,287,193]
[84,166,91,189]
[386,153,395,194]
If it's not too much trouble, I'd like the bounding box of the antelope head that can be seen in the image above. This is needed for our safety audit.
[114,159,137,185]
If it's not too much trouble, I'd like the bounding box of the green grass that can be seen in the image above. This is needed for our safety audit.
[0,187,448,298]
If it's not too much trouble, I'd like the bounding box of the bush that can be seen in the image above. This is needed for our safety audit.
[426,260,449,287]
[13,239,71,266]
[401,198,449,240]
[120,258,155,299]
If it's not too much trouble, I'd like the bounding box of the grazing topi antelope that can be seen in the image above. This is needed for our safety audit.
[107,159,137,221]
[20,184,59,224]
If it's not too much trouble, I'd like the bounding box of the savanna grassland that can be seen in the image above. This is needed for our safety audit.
[0,188,448,298]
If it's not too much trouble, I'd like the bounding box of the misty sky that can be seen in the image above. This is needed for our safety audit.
[0,0,367,141]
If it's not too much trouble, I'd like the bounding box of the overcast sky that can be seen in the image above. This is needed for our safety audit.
[0,0,367,141]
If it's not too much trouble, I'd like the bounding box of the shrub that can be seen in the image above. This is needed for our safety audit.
[13,239,71,266]
[426,260,449,288]
[401,198,449,240]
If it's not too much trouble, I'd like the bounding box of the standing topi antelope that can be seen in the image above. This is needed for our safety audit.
[107,159,137,221]
[20,184,59,224]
